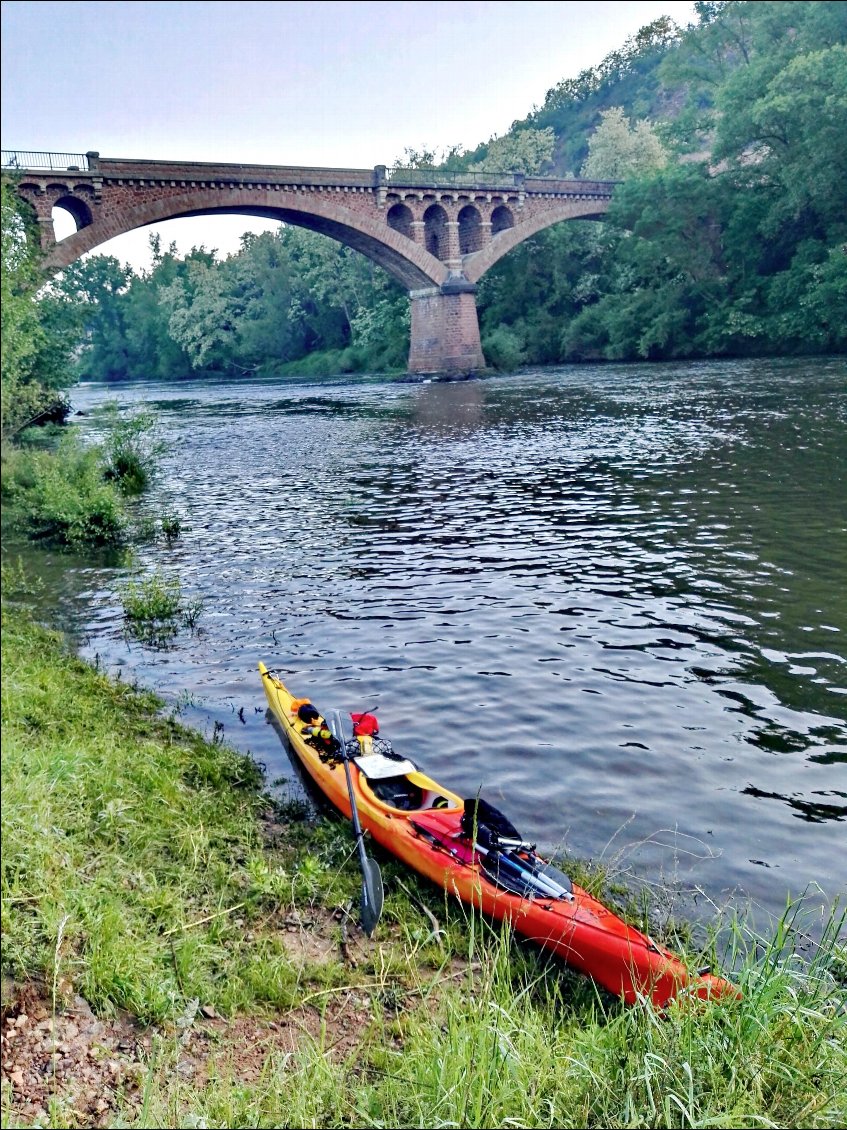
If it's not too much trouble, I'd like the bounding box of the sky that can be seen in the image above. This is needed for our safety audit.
[1,0,697,270]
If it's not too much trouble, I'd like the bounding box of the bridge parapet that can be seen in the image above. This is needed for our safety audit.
[384,166,617,200]
[90,156,379,189]
[4,151,617,201]
[4,152,380,189]
[384,167,525,191]
[524,175,617,197]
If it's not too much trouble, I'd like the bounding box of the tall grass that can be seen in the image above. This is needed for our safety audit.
[95,904,846,1129]
[0,607,359,1025]
[2,602,844,1128]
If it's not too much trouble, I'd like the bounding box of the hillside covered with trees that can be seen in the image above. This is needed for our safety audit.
[4,0,846,389]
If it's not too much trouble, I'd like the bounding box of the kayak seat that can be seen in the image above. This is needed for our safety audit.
[369,776,425,811]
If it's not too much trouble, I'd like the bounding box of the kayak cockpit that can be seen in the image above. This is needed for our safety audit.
[355,753,460,813]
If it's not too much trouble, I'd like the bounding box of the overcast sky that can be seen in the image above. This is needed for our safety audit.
[1,0,696,268]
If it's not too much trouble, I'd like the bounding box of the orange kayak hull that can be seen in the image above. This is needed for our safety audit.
[259,664,738,1008]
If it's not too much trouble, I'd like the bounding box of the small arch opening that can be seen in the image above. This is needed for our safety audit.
[458,205,483,254]
[387,202,414,239]
[52,195,93,239]
[423,204,449,260]
[491,205,514,235]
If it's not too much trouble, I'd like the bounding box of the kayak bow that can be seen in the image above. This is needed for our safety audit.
[259,663,738,1008]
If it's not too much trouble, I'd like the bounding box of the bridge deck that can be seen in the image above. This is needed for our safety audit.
[2,150,616,197]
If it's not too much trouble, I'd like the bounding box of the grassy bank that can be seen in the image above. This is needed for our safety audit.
[2,603,845,1128]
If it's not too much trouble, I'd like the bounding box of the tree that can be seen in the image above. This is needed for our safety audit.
[714,45,847,234]
[470,129,555,175]
[1,178,78,438]
[1,178,43,436]
[161,257,238,371]
[581,108,668,179]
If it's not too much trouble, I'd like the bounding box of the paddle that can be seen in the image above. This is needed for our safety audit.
[331,710,384,937]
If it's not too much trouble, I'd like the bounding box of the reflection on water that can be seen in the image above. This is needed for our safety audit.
[16,358,847,932]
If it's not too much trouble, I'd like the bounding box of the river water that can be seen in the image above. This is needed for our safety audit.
[22,357,847,936]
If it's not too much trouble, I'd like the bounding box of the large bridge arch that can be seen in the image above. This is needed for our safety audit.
[461,198,610,284]
[41,186,450,291]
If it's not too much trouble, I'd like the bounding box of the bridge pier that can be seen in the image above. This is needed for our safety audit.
[407,277,486,376]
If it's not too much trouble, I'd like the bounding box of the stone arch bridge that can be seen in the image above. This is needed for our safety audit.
[4,150,615,375]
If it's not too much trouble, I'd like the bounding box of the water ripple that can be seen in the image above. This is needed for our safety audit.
[57,359,847,925]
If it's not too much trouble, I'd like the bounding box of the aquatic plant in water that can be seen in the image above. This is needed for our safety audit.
[119,568,203,645]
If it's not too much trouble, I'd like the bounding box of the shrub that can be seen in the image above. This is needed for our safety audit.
[98,402,163,496]
[1,437,128,550]
[160,511,182,542]
[120,569,184,623]
[482,326,527,371]
[119,568,203,644]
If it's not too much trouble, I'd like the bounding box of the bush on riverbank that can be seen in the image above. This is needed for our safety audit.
[2,600,845,1128]
[1,405,165,552]
[1,437,129,550]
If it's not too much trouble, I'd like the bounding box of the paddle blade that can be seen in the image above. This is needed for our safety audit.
[359,855,384,937]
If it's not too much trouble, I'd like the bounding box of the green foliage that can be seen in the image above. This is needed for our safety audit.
[119,568,203,634]
[478,2,847,365]
[96,401,163,495]
[518,14,685,174]
[481,326,526,371]
[51,240,212,383]
[71,227,409,381]
[581,107,668,179]
[1,436,128,550]
[1,178,79,440]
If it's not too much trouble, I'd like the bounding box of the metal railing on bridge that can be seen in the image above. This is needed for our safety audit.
[384,167,616,195]
[2,150,94,172]
[385,166,524,190]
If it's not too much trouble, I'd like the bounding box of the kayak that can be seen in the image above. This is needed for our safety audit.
[259,663,738,1008]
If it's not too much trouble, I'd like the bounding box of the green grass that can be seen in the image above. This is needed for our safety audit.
[67,910,846,1129]
[2,601,845,1128]
[0,606,363,1025]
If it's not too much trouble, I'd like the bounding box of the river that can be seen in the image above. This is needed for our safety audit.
[19,356,847,939]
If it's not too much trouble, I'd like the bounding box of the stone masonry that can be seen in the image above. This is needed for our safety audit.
[6,151,615,375]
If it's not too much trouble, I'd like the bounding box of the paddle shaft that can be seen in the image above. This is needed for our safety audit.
[341,748,370,873]
[332,710,383,936]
